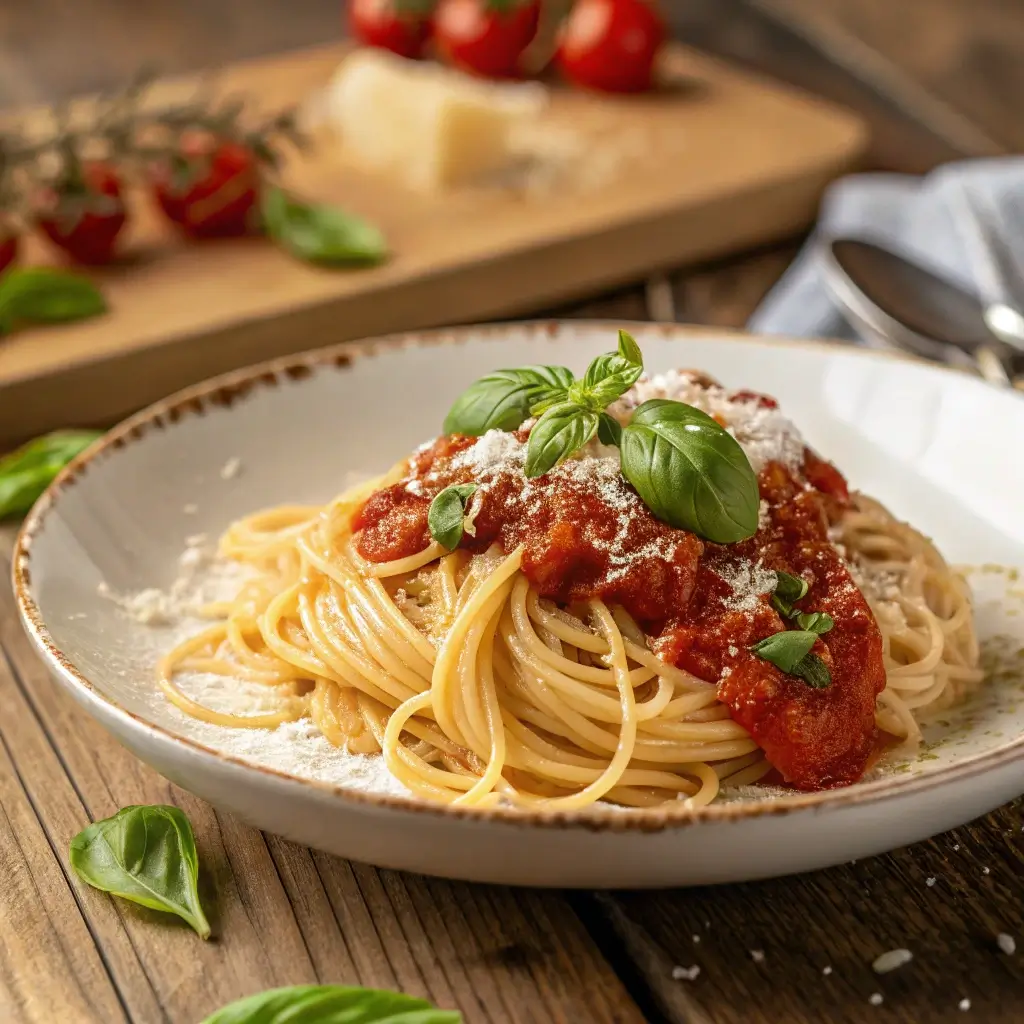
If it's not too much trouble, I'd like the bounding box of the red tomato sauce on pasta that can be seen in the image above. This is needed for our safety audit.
[353,412,886,791]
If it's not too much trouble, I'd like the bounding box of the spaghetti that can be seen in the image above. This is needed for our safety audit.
[158,369,982,809]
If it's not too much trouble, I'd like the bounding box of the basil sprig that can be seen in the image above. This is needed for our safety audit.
[439,330,762,543]
[262,186,387,266]
[443,366,573,436]
[427,482,479,550]
[749,606,834,689]
[0,429,103,519]
[200,984,461,1024]
[619,400,760,543]
[69,805,210,939]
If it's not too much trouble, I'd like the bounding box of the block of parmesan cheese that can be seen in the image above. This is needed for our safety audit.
[324,49,548,191]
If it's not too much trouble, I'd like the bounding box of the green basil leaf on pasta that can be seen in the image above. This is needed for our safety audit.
[199,984,462,1024]
[597,411,622,447]
[69,805,210,939]
[794,611,834,635]
[619,399,759,543]
[427,483,479,550]
[774,571,808,604]
[524,402,598,478]
[749,631,833,688]
[580,330,645,409]
[0,267,106,332]
[792,652,832,689]
[444,366,573,435]
[262,186,387,265]
[0,430,103,519]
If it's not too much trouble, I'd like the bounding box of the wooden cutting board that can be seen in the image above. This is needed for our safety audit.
[0,43,864,447]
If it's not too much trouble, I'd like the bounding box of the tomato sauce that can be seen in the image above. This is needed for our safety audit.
[353,404,886,791]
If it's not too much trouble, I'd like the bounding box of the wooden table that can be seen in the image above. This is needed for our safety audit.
[2,2,1023,1022]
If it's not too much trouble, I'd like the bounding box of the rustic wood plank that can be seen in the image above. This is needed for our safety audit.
[588,798,1024,1023]
[0,645,129,1024]
[0,543,646,1023]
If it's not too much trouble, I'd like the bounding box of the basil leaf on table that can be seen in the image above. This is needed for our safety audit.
[427,483,479,550]
[443,366,573,435]
[619,399,759,543]
[580,329,644,408]
[69,805,210,939]
[200,984,462,1024]
[0,430,102,519]
[262,186,387,265]
[524,401,598,478]
[0,267,106,332]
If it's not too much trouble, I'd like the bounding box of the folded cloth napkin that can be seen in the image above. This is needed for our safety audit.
[747,157,1024,341]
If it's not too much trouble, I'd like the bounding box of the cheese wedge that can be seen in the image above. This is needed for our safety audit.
[325,49,548,191]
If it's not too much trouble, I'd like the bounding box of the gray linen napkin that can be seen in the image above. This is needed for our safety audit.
[747,157,1024,341]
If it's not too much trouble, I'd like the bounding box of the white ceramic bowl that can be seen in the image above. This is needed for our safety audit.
[14,322,1024,887]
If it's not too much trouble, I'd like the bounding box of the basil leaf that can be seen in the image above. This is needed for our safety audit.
[262,186,387,265]
[597,411,622,447]
[200,984,461,1024]
[0,430,103,519]
[0,267,106,332]
[619,399,759,543]
[792,652,832,689]
[524,402,598,478]
[580,330,645,409]
[749,630,818,673]
[444,366,573,435]
[794,610,834,635]
[427,483,478,550]
[774,570,808,604]
[69,805,210,939]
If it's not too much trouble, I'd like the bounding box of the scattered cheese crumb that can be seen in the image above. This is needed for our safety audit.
[671,965,700,981]
[926,877,937,887]
[959,998,971,1011]
[953,844,960,851]
[691,934,701,944]
[183,503,198,514]
[869,993,883,1006]
[750,950,765,963]
[822,966,833,976]
[220,456,242,480]
[873,949,913,974]
[997,933,1016,955]
[982,866,991,875]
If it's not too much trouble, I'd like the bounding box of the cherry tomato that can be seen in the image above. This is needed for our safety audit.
[434,0,540,79]
[0,231,18,274]
[38,162,127,265]
[348,0,435,58]
[152,136,261,240]
[557,0,665,93]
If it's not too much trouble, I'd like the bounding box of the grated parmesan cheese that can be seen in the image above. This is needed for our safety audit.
[220,456,242,480]
[608,370,806,473]
[997,933,1016,955]
[671,965,700,981]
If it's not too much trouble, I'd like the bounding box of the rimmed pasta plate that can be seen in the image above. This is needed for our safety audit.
[14,322,1024,888]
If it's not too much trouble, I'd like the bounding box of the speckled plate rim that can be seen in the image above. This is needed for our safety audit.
[12,320,1024,835]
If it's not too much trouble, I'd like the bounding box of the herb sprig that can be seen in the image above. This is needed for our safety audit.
[442,331,761,543]
[428,482,478,550]
[750,570,835,688]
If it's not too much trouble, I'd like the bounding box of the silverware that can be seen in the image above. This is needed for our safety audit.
[821,237,1017,388]
[948,183,1024,353]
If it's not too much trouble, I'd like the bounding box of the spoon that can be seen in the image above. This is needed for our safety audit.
[821,237,1016,388]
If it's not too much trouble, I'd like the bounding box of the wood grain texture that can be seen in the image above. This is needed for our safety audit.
[0,531,645,1022]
